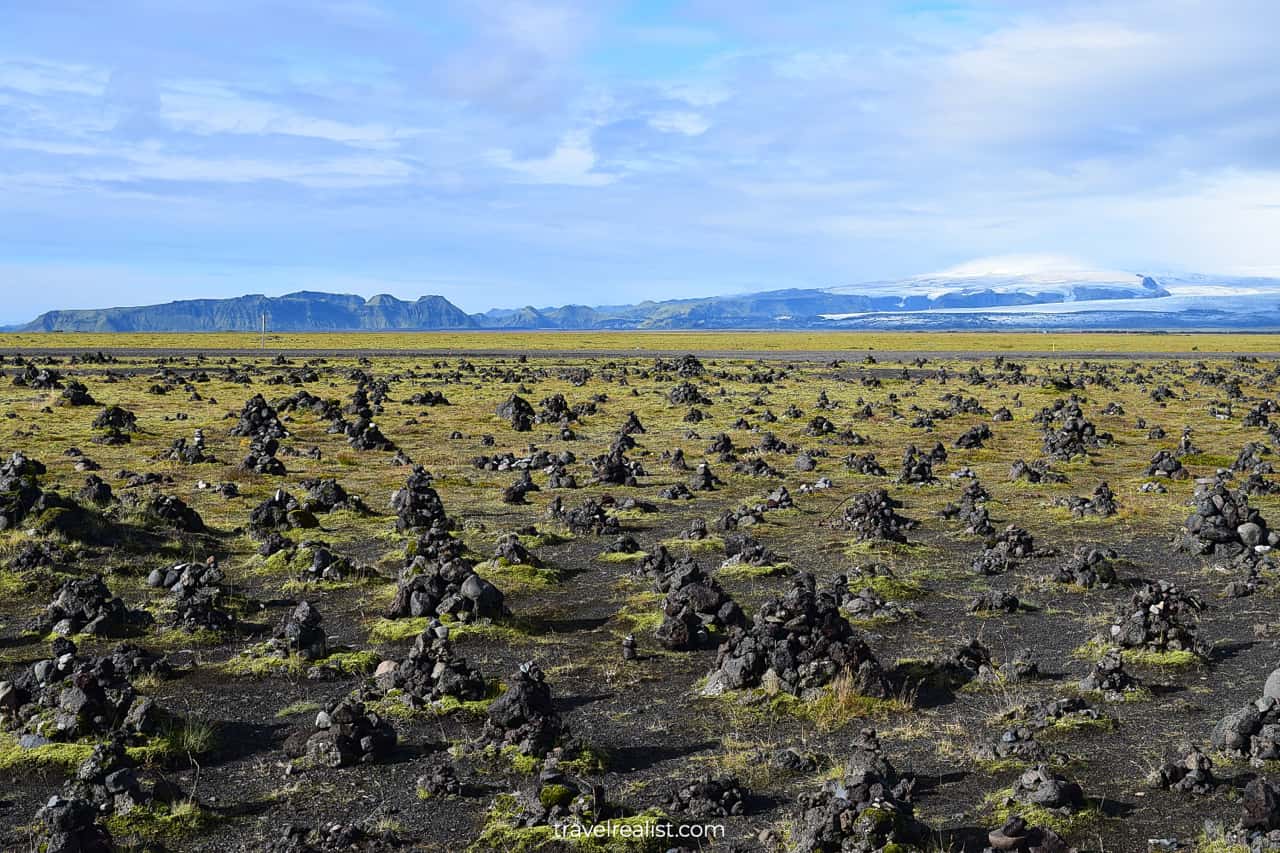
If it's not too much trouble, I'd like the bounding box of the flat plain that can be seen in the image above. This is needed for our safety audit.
[2,332,1279,852]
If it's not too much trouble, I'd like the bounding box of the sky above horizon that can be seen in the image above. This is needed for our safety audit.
[3,0,1280,322]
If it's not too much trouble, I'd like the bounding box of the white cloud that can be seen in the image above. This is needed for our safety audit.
[660,80,730,108]
[929,255,1133,281]
[0,59,107,96]
[648,111,709,136]
[488,129,612,186]
[159,80,404,148]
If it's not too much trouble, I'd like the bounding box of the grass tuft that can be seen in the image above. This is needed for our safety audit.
[105,800,216,842]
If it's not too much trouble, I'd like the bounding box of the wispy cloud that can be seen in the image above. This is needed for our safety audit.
[1,0,1279,319]
[488,129,614,186]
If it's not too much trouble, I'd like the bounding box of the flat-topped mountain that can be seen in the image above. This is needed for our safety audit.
[18,292,476,333]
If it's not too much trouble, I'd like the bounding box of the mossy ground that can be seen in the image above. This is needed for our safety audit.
[0,337,1274,850]
[223,646,379,677]
[0,735,93,773]
[473,794,668,853]
[981,788,1106,841]
[105,800,217,842]
[0,718,215,773]
[1072,639,1205,669]
[597,550,647,564]
[367,614,531,645]
[716,561,792,579]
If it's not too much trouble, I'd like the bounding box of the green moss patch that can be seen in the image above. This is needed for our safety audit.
[1072,639,1204,668]
[105,801,217,842]
[368,616,431,643]
[478,559,564,591]
[981,788,1105,840]
[223,645,379,678]
[658,536,724,553]
[472,794,668,853]
[0,734,93,773]
[597,551,647,564]
[716,561,791,579]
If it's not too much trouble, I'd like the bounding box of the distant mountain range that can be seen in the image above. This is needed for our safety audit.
[11,270,1280,332]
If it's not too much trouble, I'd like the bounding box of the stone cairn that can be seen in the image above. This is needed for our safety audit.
[478,661,565,758]
[373,620,488,710]
[387,513,506,624]
[1145,450,1188,479]
[31,796,114,853]
[229,393,287,440]
[939,479,993,535]
[78,474,113,506]
[1079,649,1139,701]
[1050,546,1119,589]
[0,452,82,532]
[147,558,235,631]
[1009,458,1066,484]
[650,556,744,651]
[249,489,318,535]
[826,488,918,543]
[147,493,204,532]
[65,737,163,816]
[0,639,164,743]
[1212,667,1280,763]
[792,729,924,853]
[163,431,215,465]
[1038,398,1111,460]
[1054,481,1118,517]
[1178,480,1277,558]
[34,575,153,638]
[1152,743,1218,795]
[496,394,535,431]
[270,601,328,662]
[954,423,991,449]
[1006,765,1084,814]
[283,695,397,768]
[551,497,620,536]
[391,466,447,533]
[663,774,747,818]
[830,573,913,622]
[845,452,887,476]
[896,445,937,484]
[241,436,286,475]
[56,381,96,407]
[721,532,783,571]
[975,724,1050,764]
[1106,580,1208,658]
[701,573,891,700]
[591,437,644,486]
[91,405,138,445]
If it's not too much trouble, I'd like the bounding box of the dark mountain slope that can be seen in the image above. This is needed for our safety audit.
[19,292,477,332]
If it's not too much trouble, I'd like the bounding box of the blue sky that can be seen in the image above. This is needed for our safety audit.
[3,0,1279,321]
